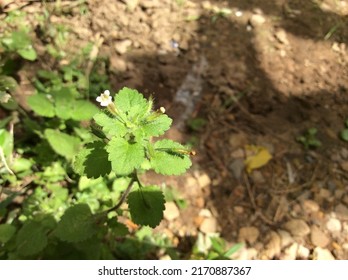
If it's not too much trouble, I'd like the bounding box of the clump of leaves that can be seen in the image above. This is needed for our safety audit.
[0,87,194,259]
[297,128,321,149]
[0,29,37,61]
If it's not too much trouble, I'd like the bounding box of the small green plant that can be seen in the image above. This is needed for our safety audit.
[0,29,37,61]
[75,88,194,227]
[340,119,348,142]
[297,127,322,149]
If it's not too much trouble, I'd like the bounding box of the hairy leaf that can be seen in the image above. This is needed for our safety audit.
[71,100,99,121]
[127,185,165,228]
[107,137,145,175]
[115,87,148,114]
[17,46,37,61]
[142,114,172,137]
[54,87,75,119]
[73,141,111,178]
[150,139,192,175]
[93,112,127,137]
[27,94,55,117]
[0,224,16,243]
[16,221,48,256]
[55,204,96,242]
[44,129,81,159]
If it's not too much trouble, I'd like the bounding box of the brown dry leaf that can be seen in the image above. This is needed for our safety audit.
[244,145,272,173]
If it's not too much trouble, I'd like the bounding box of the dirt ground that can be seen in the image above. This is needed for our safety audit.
[3,0,348,259]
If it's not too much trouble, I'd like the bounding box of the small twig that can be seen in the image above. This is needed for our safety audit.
[244,172,276,225]
[243,171,257,209]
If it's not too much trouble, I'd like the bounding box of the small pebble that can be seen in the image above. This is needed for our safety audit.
[326,218,342,232]
[313,247,335,260]
[310,225,330,248]
[297,245,310,259]
[238,227,260,244]
[199,217,218,234]
[302,199,320,213]
[163,202,180,221]
[283,219,310,237]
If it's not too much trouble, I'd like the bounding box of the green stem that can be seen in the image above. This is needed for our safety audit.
[104,171,140,214]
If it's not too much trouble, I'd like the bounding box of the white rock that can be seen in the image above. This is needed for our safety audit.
[275,29,290,45]
[326,218,342,232]
[283,219,310,237]
[201,0,212,10]
[310,225,330,248]
[297,245,310,259]
[124,0,139,11]
[114,39,132,55]
[199,217,218,234]
[313,247,335,260]
[163,202,180,221]
[280,243,298,260]
[250,14,266,26]
[199,209,212,218]
[278,230,294,248]
[197,173,211,188]
[238,227,260,244]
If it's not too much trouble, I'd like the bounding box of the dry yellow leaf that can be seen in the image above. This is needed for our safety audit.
[244,145,272,173]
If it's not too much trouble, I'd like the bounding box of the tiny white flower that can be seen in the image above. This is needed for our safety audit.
[96,90,112,107]
[159,107,166,113]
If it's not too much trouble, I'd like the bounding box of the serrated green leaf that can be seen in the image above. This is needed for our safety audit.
[44,129,81,159]
[115,87,148,114]
[17,46,37,61]
[11,31,31,49]
[71,100,98,121]
[127,185,165,228]
[142,114,172,137]
[54,87,75,119]
[55,204,97,242]
[0,224,16,243]
[93,112,127,137]
[27,94,55,117]
[73,141,111,178]
[16,221,48,256]
[150,139,192,175]
[107,138,145,175]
